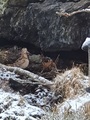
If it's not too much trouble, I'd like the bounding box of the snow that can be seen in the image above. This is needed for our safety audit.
[48,67,90,120]
[0,67,90,120]
[60,93,90,112]
[81,37,90,50]
[0,89,45,120]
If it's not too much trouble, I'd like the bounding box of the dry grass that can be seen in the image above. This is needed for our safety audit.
[83,101,90,119]
[52,67,87,99]
[41,109,86,120]
[41,67,90,120]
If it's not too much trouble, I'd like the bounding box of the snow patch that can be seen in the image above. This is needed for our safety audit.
[0,89,45,120]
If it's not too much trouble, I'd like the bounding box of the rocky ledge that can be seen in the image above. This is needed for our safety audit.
[0,0,90,51]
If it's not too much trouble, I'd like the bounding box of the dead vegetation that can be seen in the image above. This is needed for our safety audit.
[41,67,90,120]
[84,101,90,118]
[0,46,58,79]
[52,67,87,100]
[0,46,89,120]
[0,46,88,97]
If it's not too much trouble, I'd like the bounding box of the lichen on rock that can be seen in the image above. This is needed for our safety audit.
[0,0,9,15]
[0,0,28,15]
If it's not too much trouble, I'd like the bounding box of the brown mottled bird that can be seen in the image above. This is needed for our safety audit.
[41,57,57,72]
[8,48,29,69]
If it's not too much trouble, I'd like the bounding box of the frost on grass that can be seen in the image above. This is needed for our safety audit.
[0,65,90,120]
[0,65,54,120]
[41,67,90,120]
[0,89,45,120]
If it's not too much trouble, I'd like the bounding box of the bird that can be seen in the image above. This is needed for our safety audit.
[7,48,29,69]
[41,57,57,73]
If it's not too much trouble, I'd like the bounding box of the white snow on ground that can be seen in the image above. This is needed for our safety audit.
[59,93,90,112]
[0,89,45,120]
[43,67,90,120]
[1,67,90,120]
[56,92,90,120]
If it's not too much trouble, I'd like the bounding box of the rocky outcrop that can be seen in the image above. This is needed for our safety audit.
[0,0,90,51]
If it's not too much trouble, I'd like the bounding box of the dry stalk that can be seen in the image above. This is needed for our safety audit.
[0,63,53,87]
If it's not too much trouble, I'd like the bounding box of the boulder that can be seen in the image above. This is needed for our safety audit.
[0,0,90,51]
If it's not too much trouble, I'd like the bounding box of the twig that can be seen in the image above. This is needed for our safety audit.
[0,63,53,86]
[56,8,90,17]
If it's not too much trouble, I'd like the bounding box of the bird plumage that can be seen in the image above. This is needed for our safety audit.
[7,48,29,69]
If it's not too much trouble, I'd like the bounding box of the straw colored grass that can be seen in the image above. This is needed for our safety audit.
[41,67,90,120]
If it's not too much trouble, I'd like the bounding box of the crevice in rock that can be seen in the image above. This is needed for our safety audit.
[43,49,88,69]
[0,38,41,54]
[28,0,45,3]
[57,0,80,3]
[0,38,88,72]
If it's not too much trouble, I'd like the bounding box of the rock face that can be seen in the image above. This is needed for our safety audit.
[0,0,90,51]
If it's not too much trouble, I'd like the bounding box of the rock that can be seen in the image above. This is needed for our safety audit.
[0,0,90,51]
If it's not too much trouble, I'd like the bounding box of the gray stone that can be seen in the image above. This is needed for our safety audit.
[0,0,90,51]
